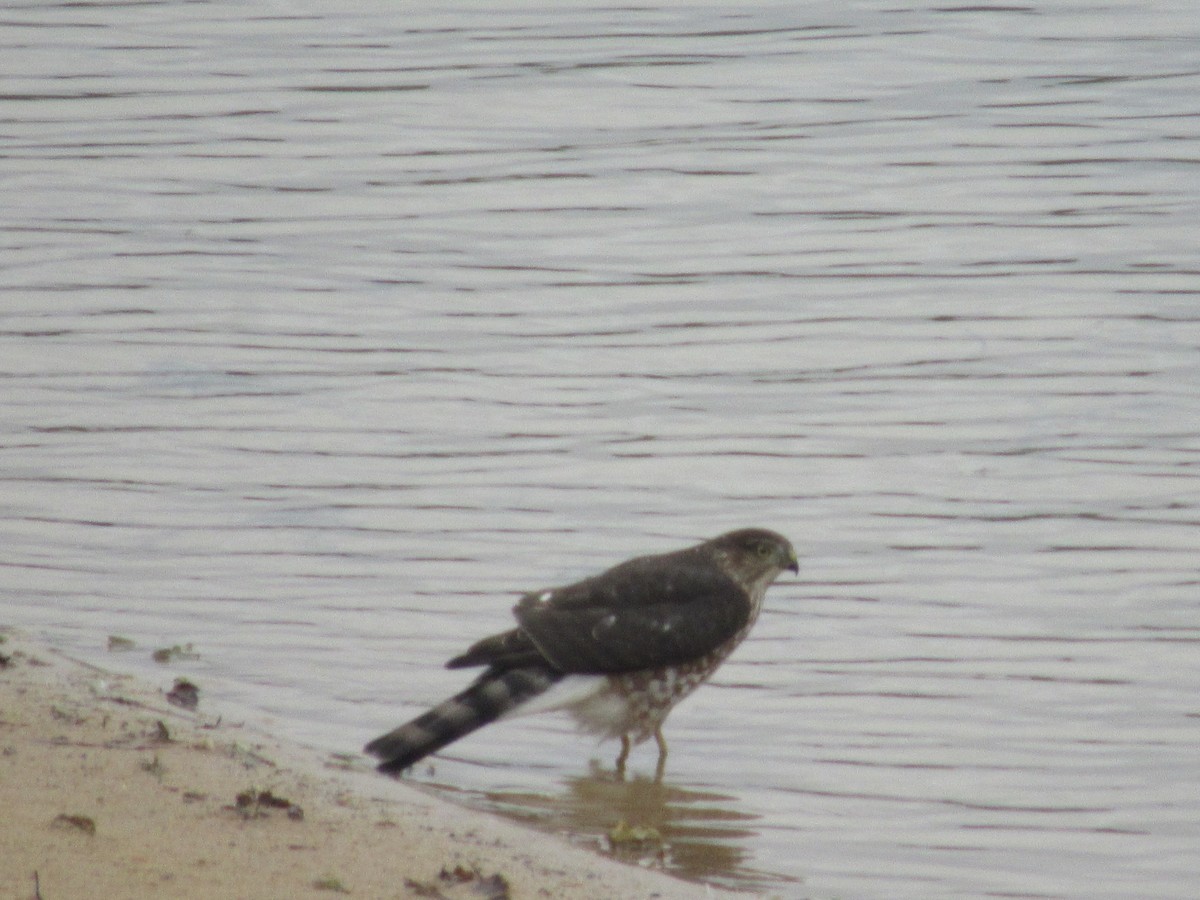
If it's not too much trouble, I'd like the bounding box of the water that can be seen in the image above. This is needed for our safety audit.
[3,2,1199,897]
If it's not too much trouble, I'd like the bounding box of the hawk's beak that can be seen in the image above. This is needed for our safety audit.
[786,550,799,574]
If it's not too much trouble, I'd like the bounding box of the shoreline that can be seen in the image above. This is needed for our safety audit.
[0,627,740,899]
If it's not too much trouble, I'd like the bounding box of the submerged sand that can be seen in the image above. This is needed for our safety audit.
[0,628,739,899]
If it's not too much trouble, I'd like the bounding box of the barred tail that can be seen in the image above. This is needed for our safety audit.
[364,665,562,775]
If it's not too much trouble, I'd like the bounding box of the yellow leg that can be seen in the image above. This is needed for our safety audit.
[615,734,631,779]
[653,727,668,782]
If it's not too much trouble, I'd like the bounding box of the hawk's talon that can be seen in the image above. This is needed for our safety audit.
[653,727,669,782]
[615,734,631,780]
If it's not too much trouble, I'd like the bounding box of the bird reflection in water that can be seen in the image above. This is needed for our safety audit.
[477,761,799,891]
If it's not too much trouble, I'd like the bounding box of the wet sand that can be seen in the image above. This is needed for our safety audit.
[0,628,738,899]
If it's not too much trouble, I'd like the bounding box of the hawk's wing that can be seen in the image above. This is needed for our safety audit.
[511,554,753,675]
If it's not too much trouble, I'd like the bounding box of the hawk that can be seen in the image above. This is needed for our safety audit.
[364,528,797,777]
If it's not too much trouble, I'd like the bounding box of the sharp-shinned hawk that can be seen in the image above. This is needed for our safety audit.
[364,528,797,777]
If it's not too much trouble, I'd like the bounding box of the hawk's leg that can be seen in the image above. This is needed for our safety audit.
[653,726,669,782]
[615,734,632,779]
[613,729,669,780]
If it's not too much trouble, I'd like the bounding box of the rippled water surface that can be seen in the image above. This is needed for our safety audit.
[3,2,1199,897]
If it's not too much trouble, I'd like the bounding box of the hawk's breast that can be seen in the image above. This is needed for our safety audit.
[567,629,748,742]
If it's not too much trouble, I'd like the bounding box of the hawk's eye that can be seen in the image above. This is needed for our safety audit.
[755,542,773,558]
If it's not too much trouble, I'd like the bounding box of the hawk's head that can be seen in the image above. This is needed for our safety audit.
[706,528,798,593]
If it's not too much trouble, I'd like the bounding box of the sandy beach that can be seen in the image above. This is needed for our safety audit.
[0,628,739,900]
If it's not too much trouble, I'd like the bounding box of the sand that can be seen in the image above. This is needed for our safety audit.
[0,628,739,900]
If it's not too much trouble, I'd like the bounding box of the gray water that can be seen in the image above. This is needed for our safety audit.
[3,2,1199,897]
